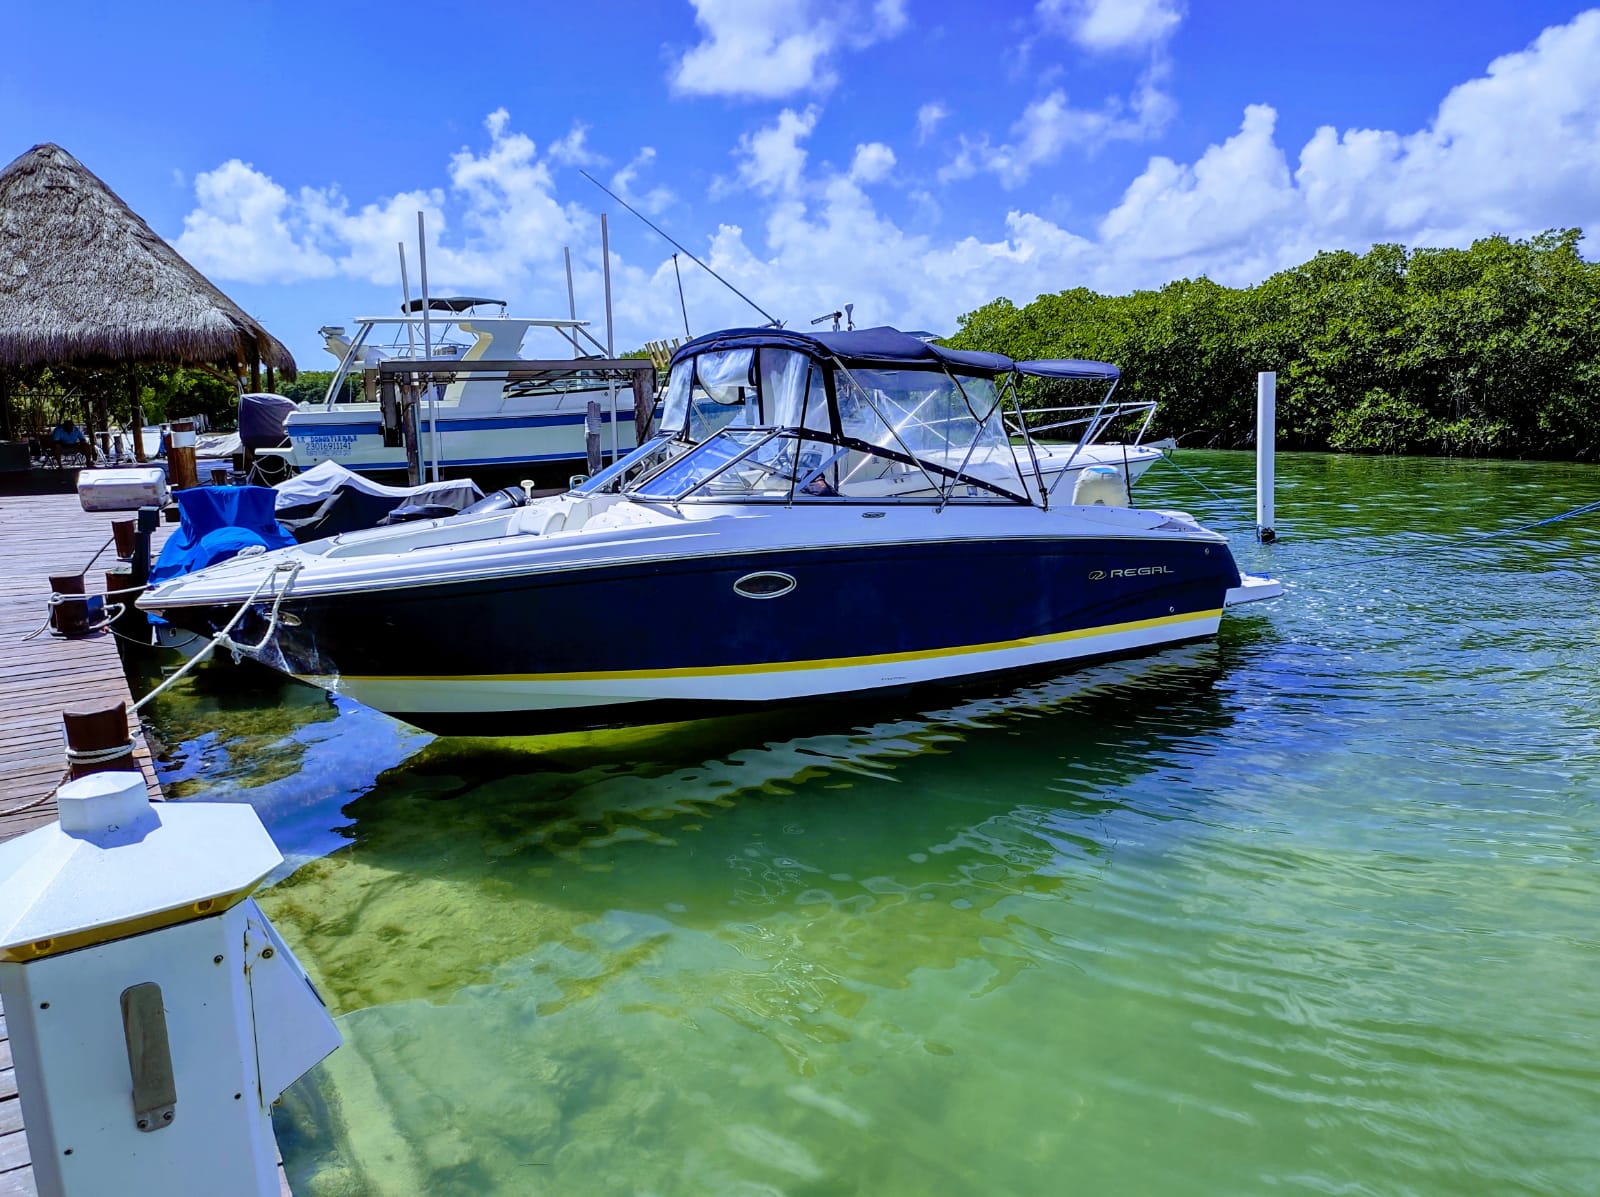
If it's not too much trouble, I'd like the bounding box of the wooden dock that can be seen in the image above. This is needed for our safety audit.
[0,490,168,841]
[0,486,290,1197]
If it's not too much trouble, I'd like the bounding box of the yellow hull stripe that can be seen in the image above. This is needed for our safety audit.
[340,608,1223,685]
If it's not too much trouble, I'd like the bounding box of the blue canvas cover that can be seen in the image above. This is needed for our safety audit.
[1016,359,1121,380]
[150,485,295,586]
[670,326,1017,377]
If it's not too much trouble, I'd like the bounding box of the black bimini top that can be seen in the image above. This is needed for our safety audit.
[402,296,506,313]
[670,325,1119,381]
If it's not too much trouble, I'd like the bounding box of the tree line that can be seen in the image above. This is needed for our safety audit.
[944,229,1600,459]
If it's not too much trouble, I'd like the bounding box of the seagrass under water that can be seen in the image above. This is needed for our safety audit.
[137,450,1600,1196]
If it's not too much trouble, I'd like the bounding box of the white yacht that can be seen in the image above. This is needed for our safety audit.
[280,297,643,477]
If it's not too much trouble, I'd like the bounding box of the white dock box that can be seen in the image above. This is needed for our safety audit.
[77,466,168,512]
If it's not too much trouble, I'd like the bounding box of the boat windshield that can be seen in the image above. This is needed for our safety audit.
[633,356,1028,505]
[569,436,684,495]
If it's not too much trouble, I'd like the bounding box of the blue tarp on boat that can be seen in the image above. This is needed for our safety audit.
[150,485,295,587]
[668,326,1119,380]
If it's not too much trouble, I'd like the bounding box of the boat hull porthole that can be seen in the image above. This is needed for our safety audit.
[734,571,797,600]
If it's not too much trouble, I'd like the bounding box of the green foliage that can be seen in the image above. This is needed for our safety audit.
[946,229,1600,459]
[277,371,356,405]
[6,363,243,434]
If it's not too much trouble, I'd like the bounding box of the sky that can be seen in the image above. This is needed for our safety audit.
[4,1,1598,369]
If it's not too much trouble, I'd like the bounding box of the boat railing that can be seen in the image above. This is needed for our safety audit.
[1006,398,1158,446]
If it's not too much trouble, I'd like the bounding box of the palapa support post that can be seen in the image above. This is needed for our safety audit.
[0,366,12,442]
[128,363,147,463]
[111,516,137,560]
[61,701,135,778]
[49,573,89,637]
[168,418,199,489]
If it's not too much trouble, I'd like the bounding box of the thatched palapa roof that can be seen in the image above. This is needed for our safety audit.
[0,142,296,377]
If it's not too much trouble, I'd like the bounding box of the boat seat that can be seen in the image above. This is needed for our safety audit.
[510,506,568,537]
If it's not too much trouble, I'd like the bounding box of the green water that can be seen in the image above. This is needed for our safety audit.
[135,452,1600,1196]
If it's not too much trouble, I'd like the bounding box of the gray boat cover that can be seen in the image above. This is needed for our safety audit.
[274,461,484,542]
[239,392,298,449]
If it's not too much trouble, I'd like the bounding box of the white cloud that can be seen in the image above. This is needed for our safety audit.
[669,0,908,100]
[174,160,336,284]
[725,106,820,196]
[915,101,950,145]
[941,70,1174,186]
[1037,0,1184,53]
[1096,10,1600,282]
[611,147,675,217]
[172,13,1600,358]
[549,121,604,168]
[848,142,896,184]
[944,0,1182,186]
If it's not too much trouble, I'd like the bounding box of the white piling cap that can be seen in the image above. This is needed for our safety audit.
[0,777,284,963]
[57,771,156,837]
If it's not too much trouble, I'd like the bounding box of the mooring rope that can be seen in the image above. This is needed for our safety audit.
[1272,496,1600,574]
[63,740,139,766]
[130,561,302,713]
[1148,451,1256,516]
[1147,452,1600,575]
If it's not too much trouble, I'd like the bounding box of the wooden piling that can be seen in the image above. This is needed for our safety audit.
[168,419,198,489]
[48,573,87,637]
[106,566,145,640]
[61,701,136,778]
[112,517,136,560]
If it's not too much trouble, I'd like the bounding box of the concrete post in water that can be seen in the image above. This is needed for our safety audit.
[62,701,135,778]
[168,419,198,490]
[0,772,341,1197]
[1256,371,1277,544]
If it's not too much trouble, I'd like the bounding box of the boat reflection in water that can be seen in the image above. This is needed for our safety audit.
[261,639,1250,1194]
[140,326,1280,735]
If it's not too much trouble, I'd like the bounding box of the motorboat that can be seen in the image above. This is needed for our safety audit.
[138,326,1280,735]
[275,297,645,477]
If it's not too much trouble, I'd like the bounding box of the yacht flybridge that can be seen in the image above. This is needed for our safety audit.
[140,326,1280,735]
[280,297,643,477]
